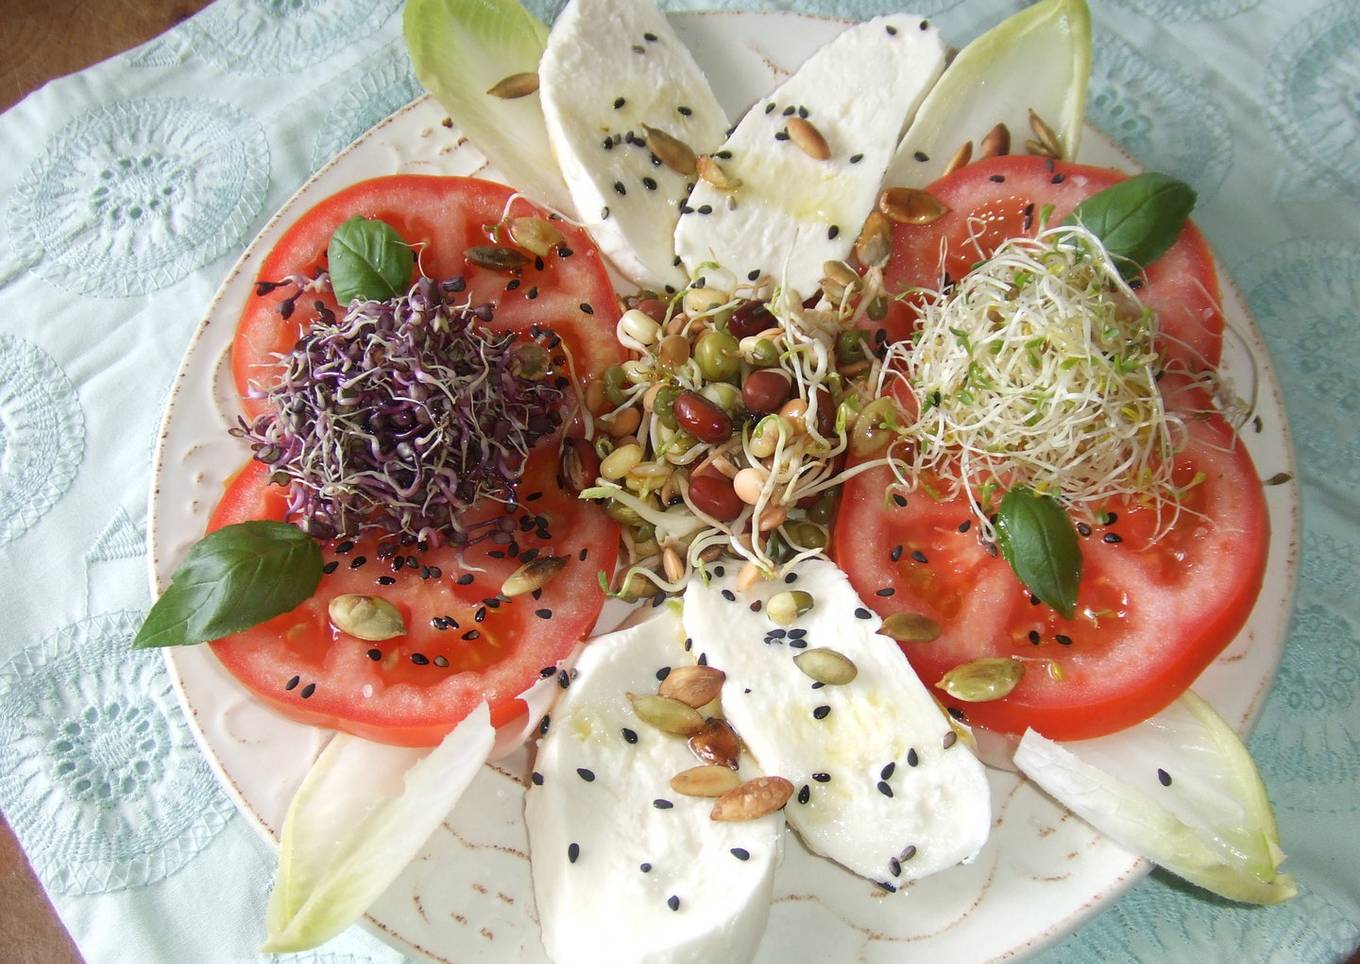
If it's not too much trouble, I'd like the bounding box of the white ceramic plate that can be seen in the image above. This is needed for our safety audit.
[147,12,1299,962]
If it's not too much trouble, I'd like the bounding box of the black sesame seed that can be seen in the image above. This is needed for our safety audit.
[798,106,808,118]
[813,772,831,783]
[300,683,316,699]
[749,601,762,613]
[730,847,750,861]
[536,608,554,619]
[642,176,657,191]
[579,547,589,562]
[913,151,929,162]
[697,653,708,666]
[463,630,481,641]
[784,572,798,584]
[684,637,693,651]
[457,573,474,585]
[892,493,908,507]
[877,881,898,893]
[721,589,736,602]
[798,784,811,804]
[1028,630,1041,645]
[876,587,896,597]
[653,799,674,810]
[577,767,596,782]
[849,153,864,164]
[678,105,692,116]
[901,843,917,861]
[811,681,824,690]
[813,705,831,720]
[411,653,430,666]
[1157,768,1173,787]
[539,714,550,734]
[601,205,610,220]
[958,520,972,533]
[788,629,807,639]
[855,608,872,619]
[667,895,680,911]
[1031,594,1041,605]
[336,540,355,554]
[948,706,967,722]
[622,727,639,744]
[656,666,671,681]
[714,565,725,577]
[886,23,898,34]
[475,607,487,623]
[644,31,657,41]
[580,302,595,315]
[942,731,957,749]
[347,555,367,570]
[828,225,840,240]
[911,550,928,564]
[890,545,903,562]
[568,842,580,863]
[1056,634,1073,646]
[765,102,775,113]
[907,748,919,767]
[367,649,382,661]
[1076,522,1092,537]
[434,656,449,668]
[989,174,1006,182]
[613,97,625,109]
[747,269,760,280]
[377,575,396,586]
[889,857,902,877]
[767,629,787,639]
[783,105,796,116]
[1103,532,1123,544]
[558,670,570,689]
[640,862,652,873]
[285,675,300,691]
[322,561,339,574]
[881,762,896,781]
[775,130,790,141]
[877,780,894,798]
[1051,173,1066,184]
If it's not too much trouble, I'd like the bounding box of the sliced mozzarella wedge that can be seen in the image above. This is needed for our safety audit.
[539,0,729,290]
[674,14,945,299]
[682,559,990,890]
[526,608,782,964]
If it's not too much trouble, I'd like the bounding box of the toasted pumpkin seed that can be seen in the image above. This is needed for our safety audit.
[786,117,830,160]
[943,140,973,176]
[879,187,949,225]
[643,124,697,176]
[671,765,742,797]
[329,594,406,641]
[980,122,1010,158]
[508,217,564,257]
[501,555,567,597]
[936,657,1024,702]
[690,717,742,768]
[880,611,941,642]
[659,665,726,708]
[465,245,529,272]
[629,693,706,736]
[793,647,858,685]
[766,589,814,626]
[486,72,539,99]
[853,211,893,269]
[663,545,685,583]
[1028,108,1063,159]
[710,776,795,821]
[559,438,592,494]
[697,154,742,191]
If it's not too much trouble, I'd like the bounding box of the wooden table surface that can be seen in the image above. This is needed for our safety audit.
[0,8,212,961]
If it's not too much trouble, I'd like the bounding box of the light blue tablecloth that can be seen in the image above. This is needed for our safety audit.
[0,1,1355,961]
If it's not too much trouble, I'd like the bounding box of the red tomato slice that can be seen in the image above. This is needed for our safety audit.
[836,422,1266,741]
[233,175,623,420]
[881,156,1224,410]
[209,447,619,747]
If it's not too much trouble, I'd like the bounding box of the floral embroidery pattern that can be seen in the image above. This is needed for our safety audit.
[0,612,235,895]
[309,46,422,171]
[0,335,85,546]
[7,98,270,297]
[183,0,403,74]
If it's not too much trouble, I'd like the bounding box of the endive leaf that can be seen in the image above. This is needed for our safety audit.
[885,0,1091,187]
[1014,691,1295,905]
[262,703,495,951]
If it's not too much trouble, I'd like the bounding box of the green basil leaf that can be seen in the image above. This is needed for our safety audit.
[1063,172,1196,278]
[327,216,412,304]
[994,487,1083,619]
[134,521,323,649]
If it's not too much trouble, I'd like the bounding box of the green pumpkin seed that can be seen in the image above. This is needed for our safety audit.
[486,72,539,99]
[793,647,857,685]
[328,594,406,641]
[508,217,564,257]
[501,555,568,597]
[642,124,697,176]
[936,657,1024,702]
[465,245,529,272]
[628,693,706,736]
[880,612,941,643]
[767,590,813,626]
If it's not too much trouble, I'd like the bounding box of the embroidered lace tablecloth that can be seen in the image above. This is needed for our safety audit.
[0,0,1356,961]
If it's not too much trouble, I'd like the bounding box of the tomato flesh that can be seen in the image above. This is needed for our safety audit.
[211,175,625,746]
[837,157,1267,740]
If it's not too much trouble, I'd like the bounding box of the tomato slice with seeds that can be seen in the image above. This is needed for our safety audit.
[209,448,618,747]
[233,175,623,420]
[212,174,626,746]
[834,415,1266,740]
[837,157,1267,740]
[880,156,1224,410]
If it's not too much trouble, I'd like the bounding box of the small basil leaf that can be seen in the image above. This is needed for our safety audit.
[994,488,1083,619]
[1064,172,1196,278]
[134,521,324,649]
[327,216,412,304]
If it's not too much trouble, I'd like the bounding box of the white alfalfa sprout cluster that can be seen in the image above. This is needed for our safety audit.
[880,223,1189,538]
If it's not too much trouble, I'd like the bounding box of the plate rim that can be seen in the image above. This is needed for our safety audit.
[144,10,1301,961]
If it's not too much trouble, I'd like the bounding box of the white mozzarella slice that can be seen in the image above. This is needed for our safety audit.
[539,0,729,290]
[682,558,990,890]
[526,608,782,964]
[674,14,945,298]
